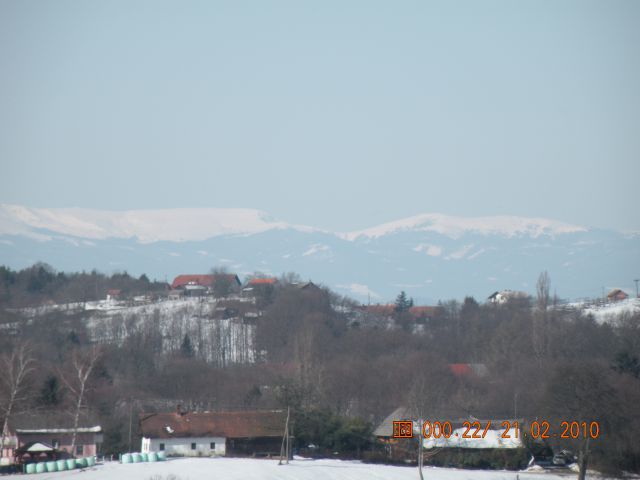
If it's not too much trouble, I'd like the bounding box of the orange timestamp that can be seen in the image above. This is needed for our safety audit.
[392,420,601,440]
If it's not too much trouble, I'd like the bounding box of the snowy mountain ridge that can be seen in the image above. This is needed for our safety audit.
[1,204,637,302]
[341,213,587,241]
[0,204,589,243]
[0,204,305,243]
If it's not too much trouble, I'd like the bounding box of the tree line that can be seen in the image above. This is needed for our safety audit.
[0,265,639,476]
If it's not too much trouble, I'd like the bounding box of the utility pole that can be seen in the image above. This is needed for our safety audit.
[417,433,424,480]
[279,406,290,465]
[128,398,133,452]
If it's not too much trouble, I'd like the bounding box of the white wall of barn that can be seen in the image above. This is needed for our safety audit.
[141,437,226,456]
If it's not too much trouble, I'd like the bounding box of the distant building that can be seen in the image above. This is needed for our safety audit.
[374,407,523,454]
[487,290,530,305]
[139,409,285,457]
[362,304,444,321]
[607,289,629,302]
[106,289,121,301]
[1,421,103,464]
[16,427,103,458]
[448,363,488,378]
[243,277,278,296]
[292,281,322,292]
[170,274,241,296]
[167,289,184,300]
[247,277,277,286]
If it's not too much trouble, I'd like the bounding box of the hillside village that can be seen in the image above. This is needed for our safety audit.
[1,264,639,477]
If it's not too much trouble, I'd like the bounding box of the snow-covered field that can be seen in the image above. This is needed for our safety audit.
[581,297,640,323]
[11,457,596,480]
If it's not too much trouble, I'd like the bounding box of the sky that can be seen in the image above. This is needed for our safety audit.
[1,0,638,233]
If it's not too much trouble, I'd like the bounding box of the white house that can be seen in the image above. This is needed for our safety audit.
[139,409,285,457]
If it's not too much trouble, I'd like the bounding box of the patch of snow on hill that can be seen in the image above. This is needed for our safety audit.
[302,243,331,256]
[582,298,640,323]
[413,243,443,256]
[445,244,474,260]
[343,214,587,240]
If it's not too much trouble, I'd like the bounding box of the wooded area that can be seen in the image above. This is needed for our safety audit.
[1,264,639,476]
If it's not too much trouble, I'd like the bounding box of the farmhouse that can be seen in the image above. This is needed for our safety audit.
[139,409,285,457]
[607,288,629,302]
[171,274,242,296]
[375,407,523,458]
[363,304,443,321]
[487,290,530,305]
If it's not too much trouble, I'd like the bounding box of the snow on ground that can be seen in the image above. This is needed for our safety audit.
[581,298,640,323]
[11,457,601,480]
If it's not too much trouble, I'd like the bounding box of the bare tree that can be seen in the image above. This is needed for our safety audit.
[210,267,233,298]
[533,271,551,362]
[536,271,550,311]
[59,346,101,455]
[0,342,35,454]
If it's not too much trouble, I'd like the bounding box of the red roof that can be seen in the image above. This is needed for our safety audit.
[248,278,277,286]
[139,410,286,439]
[448,363,488,378]
[171,274,240,290]
[448,364,473,377]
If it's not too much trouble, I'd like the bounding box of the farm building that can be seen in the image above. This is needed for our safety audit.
[170,274,242,296]
[1,417,103,466]
[139,409,285,457]
[607,288,629,302]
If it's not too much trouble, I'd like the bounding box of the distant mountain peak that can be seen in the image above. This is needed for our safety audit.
[0,204,304,243]
[341,213,588,241]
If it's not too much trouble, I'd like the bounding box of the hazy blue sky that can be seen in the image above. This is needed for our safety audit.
[1,0,638,232]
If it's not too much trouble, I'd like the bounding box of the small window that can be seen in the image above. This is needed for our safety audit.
[191,443,196,450]
[76,445,83,455]
[210,442,215,450]
[159,443,165,451]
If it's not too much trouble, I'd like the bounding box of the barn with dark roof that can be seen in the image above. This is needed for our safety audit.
[139,410,285,457]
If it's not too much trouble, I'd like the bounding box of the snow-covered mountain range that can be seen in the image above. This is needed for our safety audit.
[1,204,637,303]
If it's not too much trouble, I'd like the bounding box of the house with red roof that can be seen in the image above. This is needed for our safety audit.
[247,277,277,286]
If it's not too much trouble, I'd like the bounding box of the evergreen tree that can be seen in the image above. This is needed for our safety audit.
[180,334,195,358]
[613,351,640,378]
[395,291,413,312]
[39,375,62,406]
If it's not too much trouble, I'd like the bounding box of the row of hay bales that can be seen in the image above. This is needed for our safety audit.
[24,456,96,474]
[120,451,166,463]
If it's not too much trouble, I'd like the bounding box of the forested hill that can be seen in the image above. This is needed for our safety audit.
[1,265,639,473]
